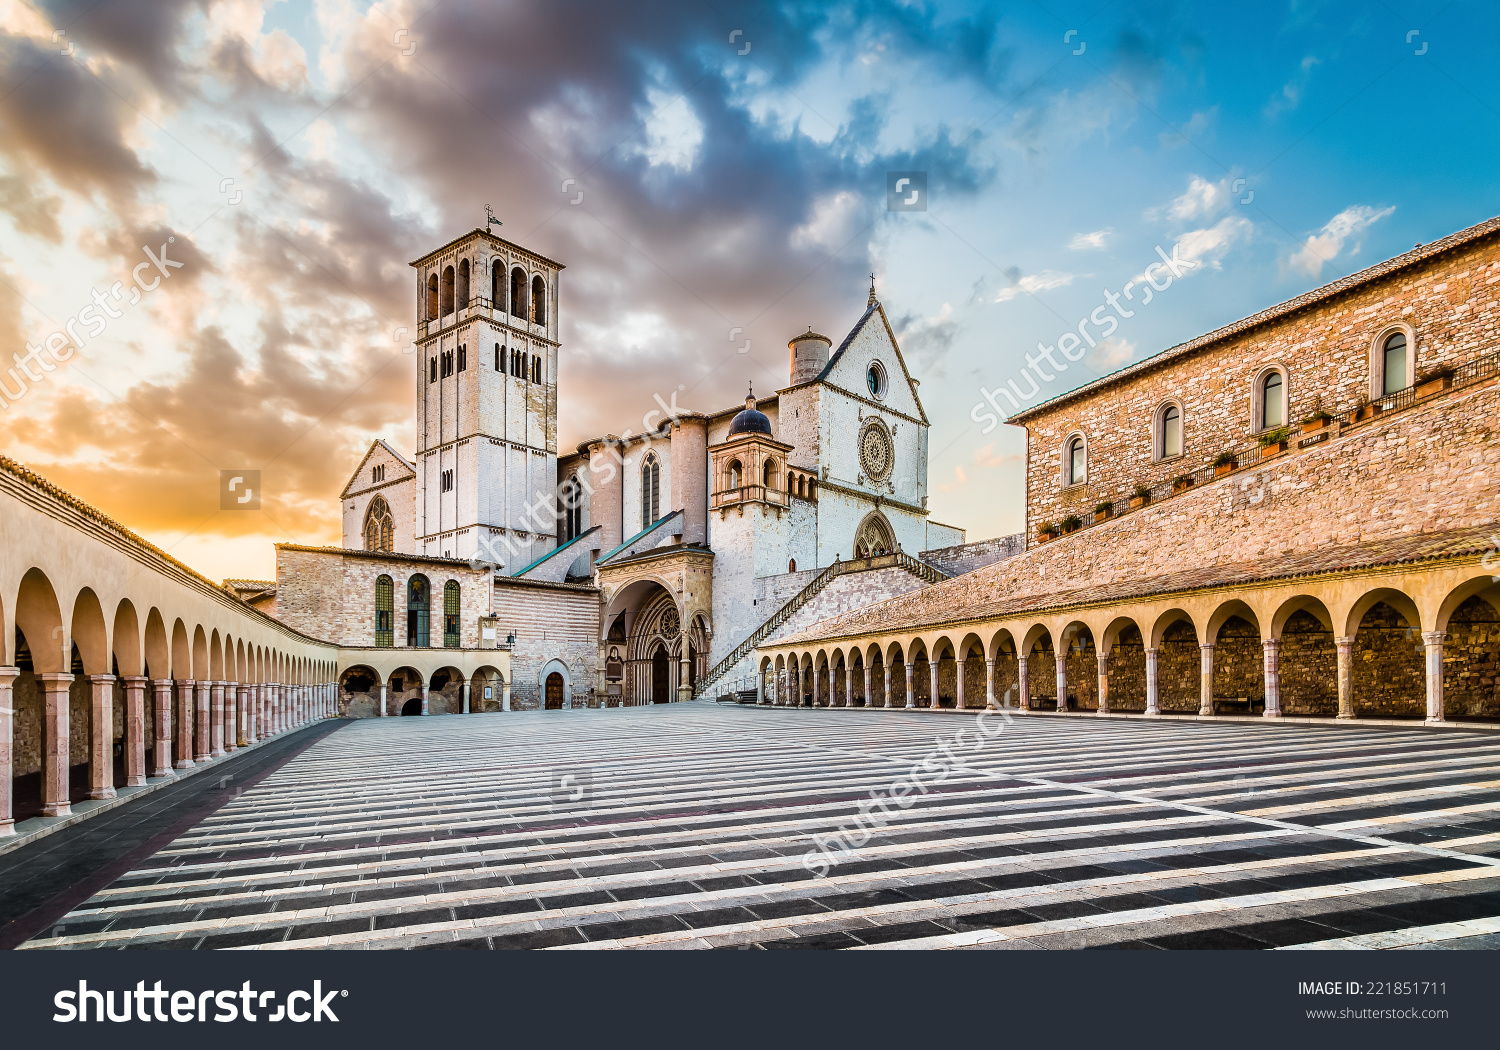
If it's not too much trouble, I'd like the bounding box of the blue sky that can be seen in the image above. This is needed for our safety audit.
[0,0,1495,580]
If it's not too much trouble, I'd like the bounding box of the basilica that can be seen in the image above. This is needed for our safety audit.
[263,226,1008,711]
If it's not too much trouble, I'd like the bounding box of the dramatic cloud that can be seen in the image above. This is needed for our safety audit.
[1286,204,1396,278]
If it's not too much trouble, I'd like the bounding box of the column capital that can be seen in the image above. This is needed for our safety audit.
[87,672,118,684]
[1261,636,1280,651]
[36,671,75,685]
[1422,630,1446,646]
[1198,642,1215,652]
[120,674,150,685]
[0,665,18,685]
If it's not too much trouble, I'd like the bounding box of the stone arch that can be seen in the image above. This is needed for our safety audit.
[1347,586,1425,719]
[1205,600,1263,715]
[169,619,190,679]
[1433,572,1500,635]
[853,510,897,558]
[1342,586,1422,639]
[510,266,527,317]
[111,600,142,677]
[1056,618,1096,711]
[457,258,470,307]
[440,264,455,315]
[190,625,208,681]
[209,629,225,681]
[364,496,395,553]
[426,664,465,715]
[143,608,168,680]
[469,664,506,713]
[70,586,109,675]
[427,272,438,319]
[531,274,546,325]
[1099,615,1146,712]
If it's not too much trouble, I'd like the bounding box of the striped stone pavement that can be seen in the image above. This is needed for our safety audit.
[18,705,1500,950]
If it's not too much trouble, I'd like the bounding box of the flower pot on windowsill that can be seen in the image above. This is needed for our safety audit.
[1128,494,1149,510]
[1093,509,1111,524]
[1300,416,1332,434]
[1214,460,1235,478]
[1415,371,1454,399]
[1259,440,1288,459]
[1171,477,1193,495]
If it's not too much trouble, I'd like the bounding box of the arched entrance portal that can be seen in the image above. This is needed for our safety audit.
[651,647,671,703]
[545,672,565,710]
[400,698,422,716]
[854,512,896,558]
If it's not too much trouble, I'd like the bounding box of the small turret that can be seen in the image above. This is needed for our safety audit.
[788,328,831,384]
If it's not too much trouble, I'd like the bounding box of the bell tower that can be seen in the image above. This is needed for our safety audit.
[409,228,565,568]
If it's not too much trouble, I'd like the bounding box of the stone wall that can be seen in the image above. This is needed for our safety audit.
[491,578,599,709]
[920,533,1024,577]
[1019,229,1500,537]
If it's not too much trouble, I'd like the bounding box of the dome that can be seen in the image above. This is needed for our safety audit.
[728,395,772,437]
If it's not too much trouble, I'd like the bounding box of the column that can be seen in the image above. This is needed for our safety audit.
[1055,651,1067,712]
[1423,631,1446,723]
[210,681,225,757]
[195,680,211,761]
[87,674,116,801]
[379,681,388,718]
[863,664,873,708]
[502,679,511,712]
[151,680,173,776]
[904,661,914,709]
[882,664,891,709]
[811,666,820,707]
[756,670,765,705]
[985,658,996,709]
[39,672,73,818]
[929,659,940,709]
[239,685,254,745]
[0,667,16,835]
[1336,636,1355,719]
[1198,643,1215,717]
[780,667,789,706]
[1145,648,1160,715]
[678,653,692,704]
[1018,654,1030,711]
[956,658,966,710]
[1262,638,1282,718]
[846,663,854,709]
[420,684,429,715]
[829,664,838,707]
[248,684,260,741]
[462,681,471,714]
[225,685,237,751]
[1096,650,1110,716]
[174,680,194,769]
[122,676,147,787]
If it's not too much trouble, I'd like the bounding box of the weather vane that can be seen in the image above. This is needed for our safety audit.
[485,204,503,230]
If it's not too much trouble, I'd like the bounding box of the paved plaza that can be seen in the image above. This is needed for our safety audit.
[15,706,1500,950]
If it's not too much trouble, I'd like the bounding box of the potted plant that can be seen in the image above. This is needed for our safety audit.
[1213,451,1237,477]
[1037,521,1057,543]
[1093,501,1113,523]
[1171,475,1193,494]
[1415,366,1454,399]
[1258,426,1290,458]
[1300,410,1333,434]
[1061,513,1083,534]
[1128,484,1151,510]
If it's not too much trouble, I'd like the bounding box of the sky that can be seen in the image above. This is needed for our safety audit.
[1,0,1496,583]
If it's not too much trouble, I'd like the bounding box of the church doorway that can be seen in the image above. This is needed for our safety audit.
[545,673,565,710]
[400,698,422,716]
[854,512,896,558]
[651,647,670,703]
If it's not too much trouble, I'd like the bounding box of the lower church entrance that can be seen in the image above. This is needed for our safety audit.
[545,672,565,710]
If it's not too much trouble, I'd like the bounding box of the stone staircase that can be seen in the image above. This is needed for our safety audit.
[695,551,948,699]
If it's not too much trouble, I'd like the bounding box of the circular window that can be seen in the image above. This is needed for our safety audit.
[866,362,887,400]
[859,420,894,480]
[660,606,680,638]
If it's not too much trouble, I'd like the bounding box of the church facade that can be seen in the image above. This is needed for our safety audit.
[272,227,1000,712]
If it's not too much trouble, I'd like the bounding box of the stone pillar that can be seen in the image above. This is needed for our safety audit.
[956,658,966,710]
[904,662,914,709]
[379,682,387,718]
[985,658,996,709]
[225,686,238,751]
[1336,636,1355,719]
[248,684,260,740]
[502,679,511,712]
[811,666,820,708]
[756,669,765,705]
[210,681,226,757]
[87,673,117,801]
[39,672,74,817]
[195,680,211,761]
[174,680,195,769]
[152,680,173,776]
[122,676,147,786]
[237,685,252,745]
[829,664,838,707]
[863,663,872,708]
[463,681,471,714]
[0,667,16,835]
[846,663,854,709]
[1262,638,1282,718]
[882,664,891,709]
[678,653,692,704]
[1198,643,1215,717]
[1423,631,1446,723]
[421,685,429,716]
[1055,651,1067,712]
[1018,654,1030,711]
[1145,648,1160,716]
[929,659,940,709]
[1096,650,1110,715]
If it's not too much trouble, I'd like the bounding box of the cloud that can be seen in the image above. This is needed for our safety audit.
[1158,107,1217,149]
[1265,55,1320,118]
[890,302,957,377]
[1150,174,1232,224]
[939,441,1022,492]
[1172,215,1254,271]
[1068,228,1112,251]
[1286,205,1396,278]
[995,270,1077,302]
[1087,336,1136,372]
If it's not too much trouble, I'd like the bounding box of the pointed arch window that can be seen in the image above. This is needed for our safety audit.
[531,275,546,325]
[374,575,394,647]
[510,267,527,317]
[443,580,461,648]
[407,575,430,648]
[440,265,455,315]
[457,259,470,308]
[426,273,438,320]
[561,475,583,541]
[364,495,395,552]
[641,453,660,527]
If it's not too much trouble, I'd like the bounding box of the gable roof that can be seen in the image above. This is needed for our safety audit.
[340,439,417,499]
[781,299,930,425]
[1009,212,1500,424]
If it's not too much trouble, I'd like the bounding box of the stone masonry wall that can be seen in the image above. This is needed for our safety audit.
[491,580,599,709]
[920,533,1024,577]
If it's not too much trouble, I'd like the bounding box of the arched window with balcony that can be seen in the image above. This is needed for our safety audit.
[1253,368,1287,431]
[491,261,502,305]
[407,574,430,648]
[456,259,470,308]
[641,453,660,527]
[375,575,394,648]
[426,273,438,320]
[440,265,455,315]
[762,458,777,490]
[1383,331,1409,394]
[531,275,546,325]
[443,580,461,648]
[1155,403,1183,460]
[728,459,742,490]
